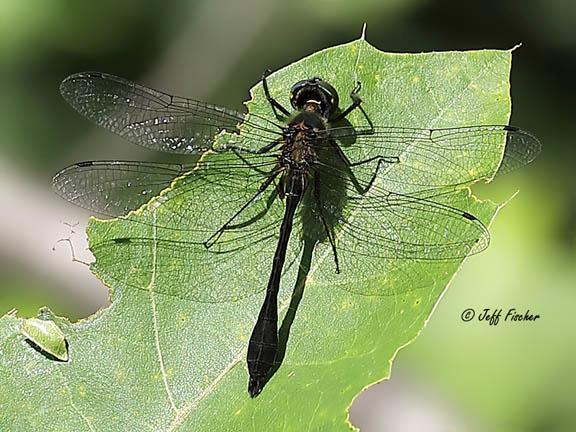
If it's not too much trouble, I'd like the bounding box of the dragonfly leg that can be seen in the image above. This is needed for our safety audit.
[262,69,291,119]
[329,139,399,194]
[225,138,282,156]
[331,81,374,135]
[227,147,278,175]
[313,174,340,273]
[203,173,278,248]
[254,138,283,154]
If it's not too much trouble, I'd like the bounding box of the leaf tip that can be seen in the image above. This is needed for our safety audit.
[360,23,367,41]
[510,43,522,52]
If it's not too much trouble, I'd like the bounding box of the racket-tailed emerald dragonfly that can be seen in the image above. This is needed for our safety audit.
[53,70,540,397]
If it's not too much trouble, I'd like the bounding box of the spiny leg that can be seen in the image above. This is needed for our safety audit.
[331,81,374,135]
[224,138,282,156]
[313,174,340,273]
[329,139,399,194]
[262,69,291,119]
[204,172,279,248]
[228,147,278,176]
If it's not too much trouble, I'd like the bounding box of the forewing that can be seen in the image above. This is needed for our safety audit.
[60,72,282,154]
[324,125,541,194]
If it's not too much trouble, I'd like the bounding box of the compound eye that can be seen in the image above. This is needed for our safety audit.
[289,80,310,95]
[317,81,339,114]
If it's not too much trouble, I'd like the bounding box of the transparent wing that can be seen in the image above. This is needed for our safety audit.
[313,160,489,259]
[89,167,486,301]
[60,71,282,153]
[53,161,192,217]
[323,125,541,194]
[70,156,490,302]
[302,159,489,296]
[52,153,279,228]
[340,190,488,258]
[85,153,299,303]
[56,124,525,299]
[90,232,288,303]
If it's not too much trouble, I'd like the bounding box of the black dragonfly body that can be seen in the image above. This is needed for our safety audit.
[53,70,540,397]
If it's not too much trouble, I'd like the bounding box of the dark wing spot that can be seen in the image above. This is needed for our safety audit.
[112,237,131,244]
[462,211,477,221]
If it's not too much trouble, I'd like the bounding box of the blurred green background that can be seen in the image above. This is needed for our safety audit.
[0,0,574,431]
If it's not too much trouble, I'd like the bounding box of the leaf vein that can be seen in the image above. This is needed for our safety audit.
[149,210,178,414]
[60,372,97,432]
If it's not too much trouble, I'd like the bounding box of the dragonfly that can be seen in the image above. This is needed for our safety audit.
[53,70,540,397]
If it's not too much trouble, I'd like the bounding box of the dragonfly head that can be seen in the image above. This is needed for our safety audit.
[290,77,339,118]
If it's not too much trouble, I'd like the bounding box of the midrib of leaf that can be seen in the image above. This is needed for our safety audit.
[428,56,498,129]
[168,348,245,430]
[164,45,508,430]
[351,32,366,84]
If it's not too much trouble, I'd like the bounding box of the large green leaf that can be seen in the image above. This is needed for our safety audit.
[0,37,512,431]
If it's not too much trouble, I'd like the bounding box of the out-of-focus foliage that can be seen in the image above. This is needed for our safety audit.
[0,0,188,166]
[291,0,424,24]
[0,0,574,431]
[0,0,186,58]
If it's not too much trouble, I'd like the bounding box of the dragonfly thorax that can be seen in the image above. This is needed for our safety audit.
[279,133,318,171]
[287,109,328,132]
[281,114,326,171]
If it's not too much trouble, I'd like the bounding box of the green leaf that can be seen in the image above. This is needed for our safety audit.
[0,37,512,431]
